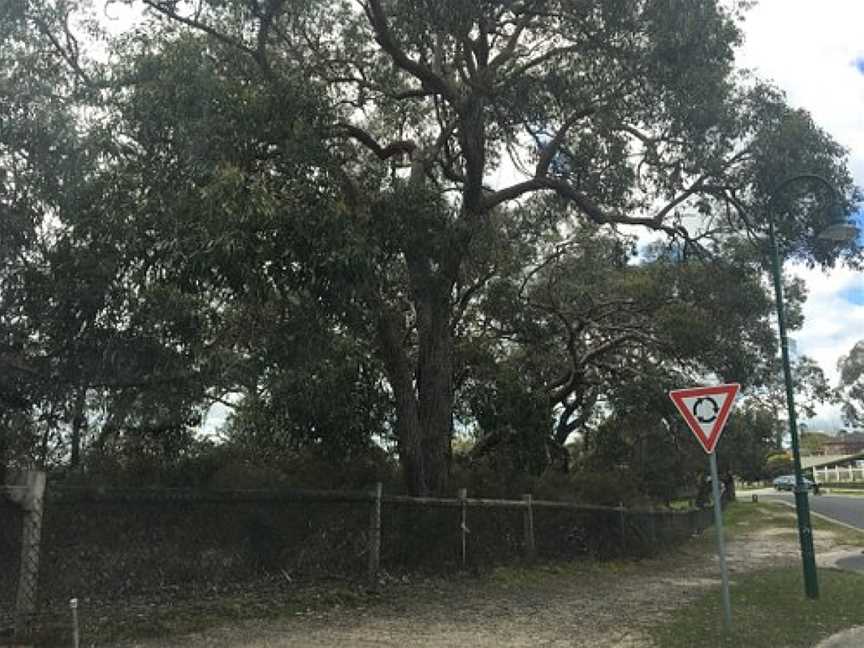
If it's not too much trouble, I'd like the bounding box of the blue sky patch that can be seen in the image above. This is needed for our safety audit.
[856,210,864,245]
[839,284,864,306]
[855,57,864,74]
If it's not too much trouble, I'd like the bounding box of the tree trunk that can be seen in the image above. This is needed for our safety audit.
[376,293,453,496]
[773,405,783,450]
[70,389,86,469]
[38,427,49,468]
[413,295,453,495]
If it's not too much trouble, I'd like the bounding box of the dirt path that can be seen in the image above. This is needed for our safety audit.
[112,505,855,648]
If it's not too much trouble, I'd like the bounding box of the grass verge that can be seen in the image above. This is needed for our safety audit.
[822,488,864,496]
[648,567,864,648]
[723,500,864,547]
[34,582,379,647]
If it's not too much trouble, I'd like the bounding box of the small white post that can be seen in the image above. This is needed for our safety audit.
[522,494,536,562]
[458,488,468,568]
[70,598,80,648]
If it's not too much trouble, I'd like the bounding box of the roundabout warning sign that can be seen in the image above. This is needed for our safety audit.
[669,382,740,630]
[668,383,740,454]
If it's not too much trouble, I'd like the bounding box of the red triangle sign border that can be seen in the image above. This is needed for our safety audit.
[669,383,740,454]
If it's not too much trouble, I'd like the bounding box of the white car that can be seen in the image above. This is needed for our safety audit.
[772,475,814,492]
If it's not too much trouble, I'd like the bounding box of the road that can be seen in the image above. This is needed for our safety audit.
[763,491,864,531]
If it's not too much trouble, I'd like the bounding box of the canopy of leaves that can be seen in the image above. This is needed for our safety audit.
[1,0,861,497]
[839,341,864,428]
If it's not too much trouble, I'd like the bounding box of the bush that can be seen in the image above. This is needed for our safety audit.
[766,452,794,478]
[53,442,399,492]
[570,470,640,507]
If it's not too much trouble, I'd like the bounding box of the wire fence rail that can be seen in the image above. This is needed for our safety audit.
[1,473,717,646]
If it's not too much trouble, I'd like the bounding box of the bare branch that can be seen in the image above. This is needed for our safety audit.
[252,0,286,71]
[142,0,257,57]
[363,0,456,100]
[488,1,537,69]
[534,109,596,177]
[30,14,95,87]
[502,43,581,85]
[452,268,498,328]
[651,174,712,224]
[480,177,546,211]
[336,124,417,160]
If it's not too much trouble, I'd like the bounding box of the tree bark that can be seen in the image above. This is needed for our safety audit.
[376,289,453,496]
[413,291,453,495]
[70,389,86,468]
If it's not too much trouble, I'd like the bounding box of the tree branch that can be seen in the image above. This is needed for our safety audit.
[488,1,536,69]
[534,109,596,177]
[336,124,417,160]
[363,0,456,100]
[142,0,257,57]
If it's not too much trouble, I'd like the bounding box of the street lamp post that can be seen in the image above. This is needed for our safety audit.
[765,174,858,600]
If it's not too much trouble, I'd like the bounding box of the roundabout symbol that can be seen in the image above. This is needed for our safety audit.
[693,397,719,424]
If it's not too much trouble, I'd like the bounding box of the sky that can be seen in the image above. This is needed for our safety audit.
[735,0,864,431]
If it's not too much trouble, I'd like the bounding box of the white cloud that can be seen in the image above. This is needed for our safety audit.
[736,0,864,186]
[789,263,864,373]
[735,0,864,431]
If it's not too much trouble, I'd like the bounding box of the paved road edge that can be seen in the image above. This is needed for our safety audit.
[767,499,864,535]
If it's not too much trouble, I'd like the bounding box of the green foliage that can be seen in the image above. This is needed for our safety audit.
[1,0,860,500]
[649,567,864,648]
[765,451,794,478]
[838,340,864,427]
[720,405,775,481]
[55,439,397,491]
[462,363,553,477]
[581,407,703,506]
[801,431,832,455]
[568,471,641,508]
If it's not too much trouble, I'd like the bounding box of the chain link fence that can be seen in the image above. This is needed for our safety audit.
[0,494,24,639]
[1,476,49,644]
[1,480,720,645]
[38,488,373,602]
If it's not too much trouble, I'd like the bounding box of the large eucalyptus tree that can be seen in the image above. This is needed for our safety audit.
[105,0,859,494]
[5,0,860,493]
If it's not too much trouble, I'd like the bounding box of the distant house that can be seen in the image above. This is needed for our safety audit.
[822,433,864,456]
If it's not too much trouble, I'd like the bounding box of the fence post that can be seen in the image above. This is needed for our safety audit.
[367,482,382,584]
[458,488,468,568]
[618,501,626,553]
[522,494,536,562]
[12,470,46,639]
[647,505,657,546]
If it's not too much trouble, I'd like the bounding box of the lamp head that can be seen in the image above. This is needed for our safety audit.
[818,204,859,242]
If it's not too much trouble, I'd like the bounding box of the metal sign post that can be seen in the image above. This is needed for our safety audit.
[669,383,739,632]
[708,451,732,630]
